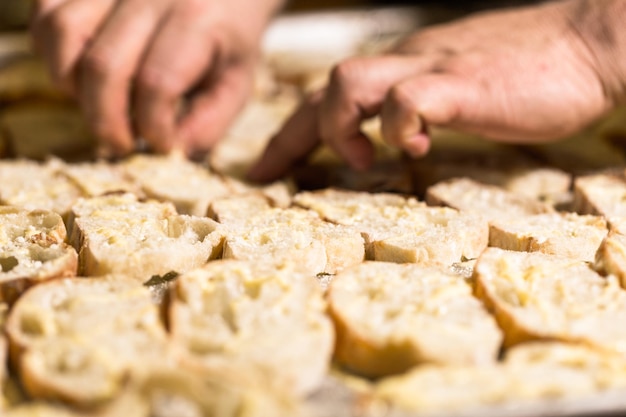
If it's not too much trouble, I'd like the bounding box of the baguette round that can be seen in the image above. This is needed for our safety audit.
[0,207,77,304]
[474,247,626,351]
[169,259,334,396]
[328,261,502,378]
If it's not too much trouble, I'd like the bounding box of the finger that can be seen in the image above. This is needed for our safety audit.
[247,91,324,183]
[31,0,116,94]
[134,8,216,153]
[319,55,438,171]
[177,64,254,157]
[380,73,480,157]
[32,0,69,17]
[78,0,169,156]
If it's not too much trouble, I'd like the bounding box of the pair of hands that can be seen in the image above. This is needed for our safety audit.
[32,0,620,181]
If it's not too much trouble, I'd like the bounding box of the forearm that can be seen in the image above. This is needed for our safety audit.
[564,0,626,104]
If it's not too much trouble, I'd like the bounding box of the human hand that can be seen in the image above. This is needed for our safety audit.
[31,0,283,157]
[249,0,619,182]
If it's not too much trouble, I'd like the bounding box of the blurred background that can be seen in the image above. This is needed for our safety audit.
[0,0,547,30]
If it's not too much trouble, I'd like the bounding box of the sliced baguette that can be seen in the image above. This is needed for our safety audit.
[474,247,626,350]
[374,342,626,414]
[573,171,626,218]
[295,189,488,267]
[6,276,171,406]
[121,153,232,217]
[61,160,143,198]
[426,177,554,222]
[169,259,334,396]
[68,193,223,281]
[0,158,82,219]
[0,207,77,304]
[328,261,502,378]
[489,212,608,263]
[215,195,364,275]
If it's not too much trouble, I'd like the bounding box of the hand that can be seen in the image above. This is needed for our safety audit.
[31,0,283,157]
[248,0,617,182]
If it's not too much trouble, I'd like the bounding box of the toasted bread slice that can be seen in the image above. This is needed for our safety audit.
[374,342,626,414]
[426,178,554,222]
[489,212,608,262]
[0,159,82,219]
[474,247,626,350]
[169,259,334,396]
[295,189,488,266]
[0,57,66,103]
[6,277,170,406]
[215,195,364,275]
[68,194,223,281]
[329,261,502,378]
[121,153,232,217]
[573,171,626,218]
[0,207,77,304]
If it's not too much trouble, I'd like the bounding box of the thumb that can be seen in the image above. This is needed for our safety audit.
[380,73,480,157]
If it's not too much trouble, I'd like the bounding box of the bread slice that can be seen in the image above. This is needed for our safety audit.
[489,212,608,263]
[328,261,502,378]
[0,57,66,103]
[374,342,626,414]
[6,276,171,406]
[61,160,143,198]
[0,158,82,219]
[426,177,555,222]
[0,207,77,304]
[295,189,488,267]
[169,259,334,396]
[573,171,626,218]
[0,302,7,411]
[121,153,232,217]
[215,195,364,275]
[474,247,626,350]
[68,193,223,281]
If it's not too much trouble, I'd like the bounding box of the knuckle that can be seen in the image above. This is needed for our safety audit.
[81,47,117,79]
[328,58,364,90]
[135,67,180,98]
[388,83,415,109]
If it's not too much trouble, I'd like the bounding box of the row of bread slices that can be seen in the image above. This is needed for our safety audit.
[5,244,626,416]
[0,187,625,414]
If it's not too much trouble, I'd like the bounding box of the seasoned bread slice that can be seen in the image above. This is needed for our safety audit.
[169,259,334,396]
[121,153,232,217]
[489,212,608,263]
[426,177,554,222]
[215,196,364,275]
[6,277,170,406]
[295,189,488,267]
[474,247,626,350]
[0,207,77,304]
[328,261,502,378]
[573,171,626,218]
[68,193,223,281]
[0,159,82,219]
[374,342,626,415]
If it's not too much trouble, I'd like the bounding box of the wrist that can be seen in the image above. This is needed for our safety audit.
[564,0,626,105]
